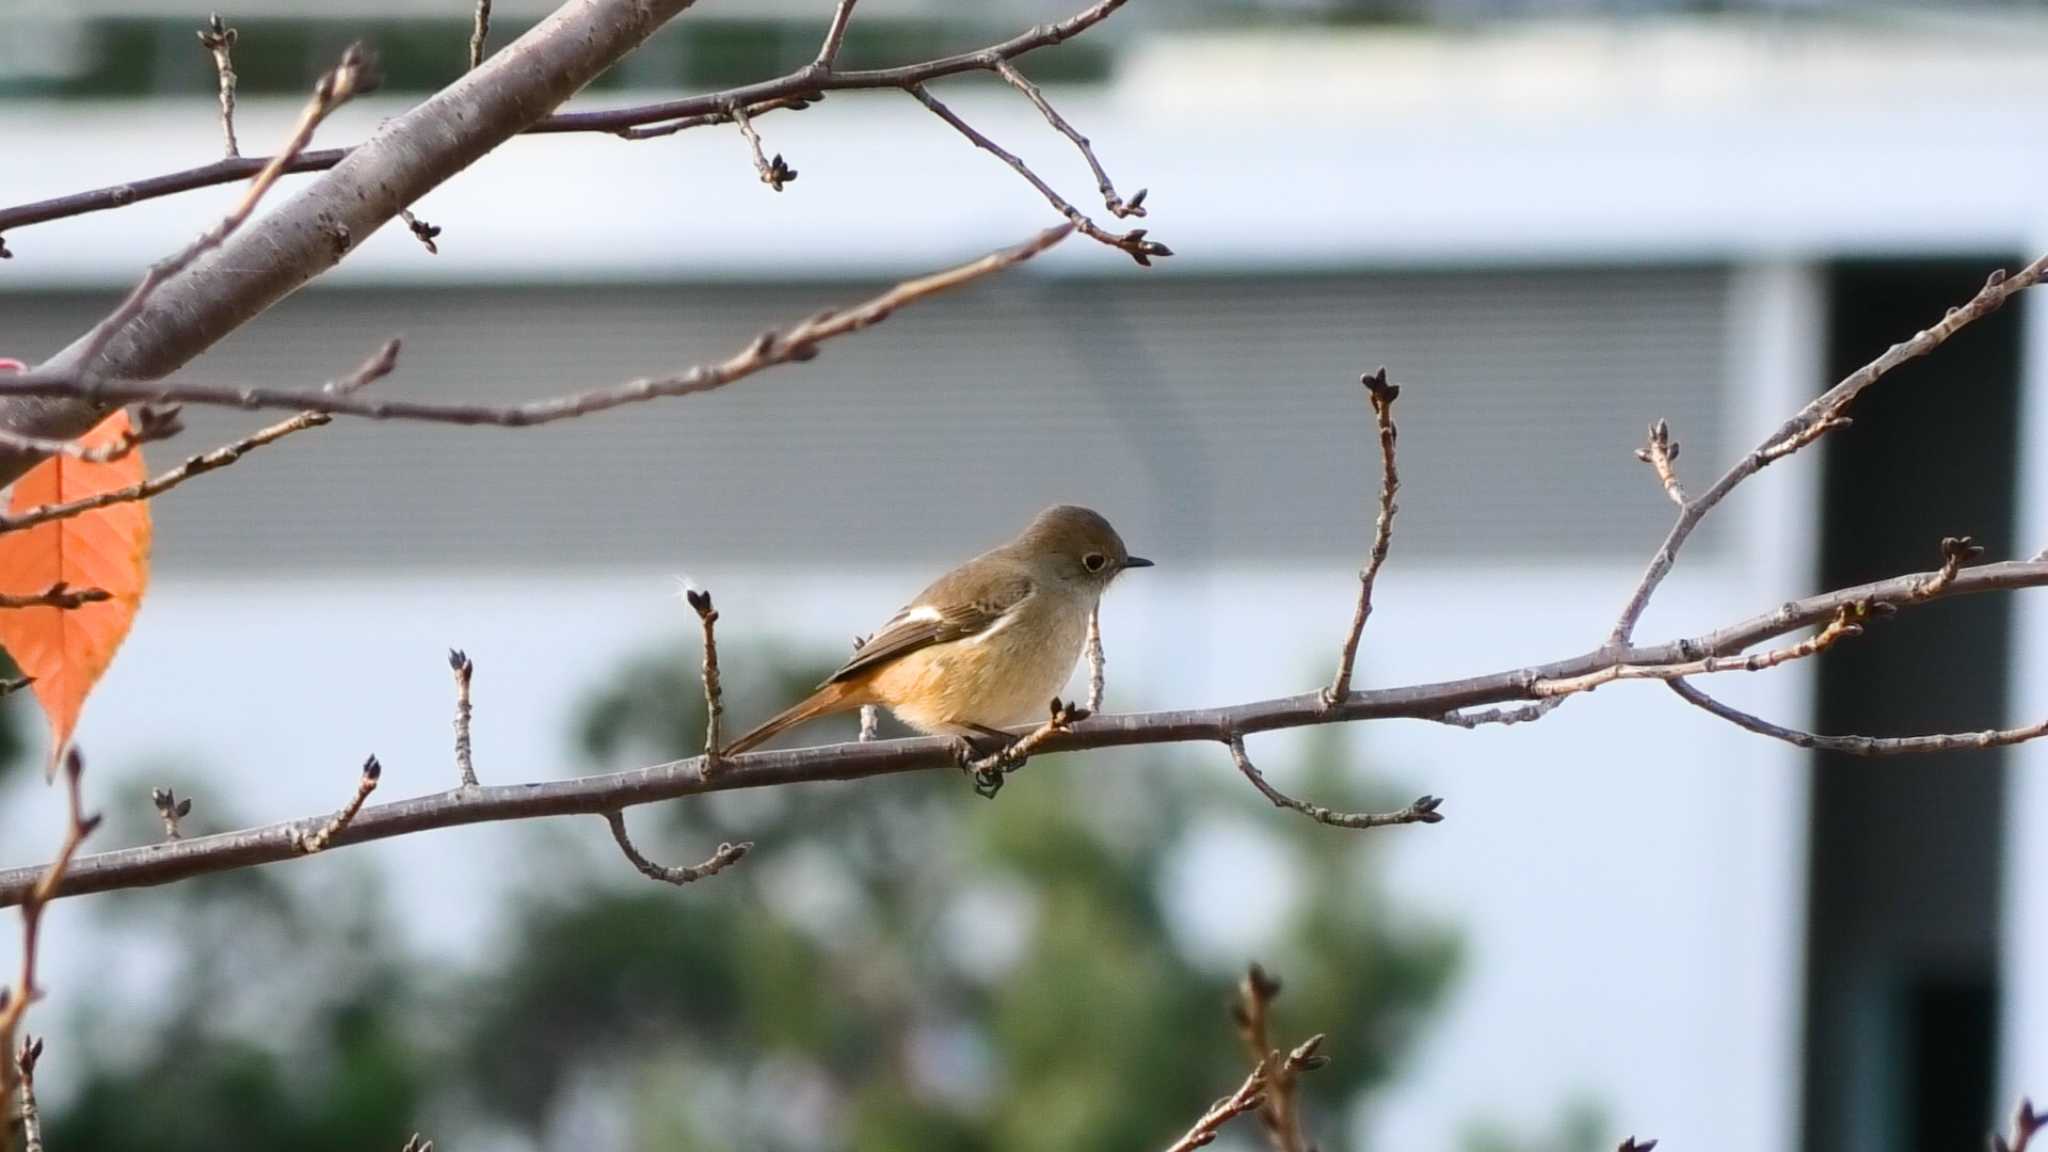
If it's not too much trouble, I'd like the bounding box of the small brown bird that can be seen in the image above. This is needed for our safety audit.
[725,505,1151,754]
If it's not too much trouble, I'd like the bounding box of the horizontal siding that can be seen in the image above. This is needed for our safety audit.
[0,267,1731,572]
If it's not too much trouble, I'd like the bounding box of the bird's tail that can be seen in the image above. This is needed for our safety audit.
[724,680,868,755]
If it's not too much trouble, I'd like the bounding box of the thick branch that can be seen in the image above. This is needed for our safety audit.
[0,0,709,488]
[11,557,2043,907]
[0,230,1068,425]
[1606,256,2048,646]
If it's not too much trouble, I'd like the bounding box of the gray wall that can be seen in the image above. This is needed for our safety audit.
[0,267,1731,574]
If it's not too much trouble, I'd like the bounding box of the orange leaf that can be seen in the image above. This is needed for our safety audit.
[0,410,152,756]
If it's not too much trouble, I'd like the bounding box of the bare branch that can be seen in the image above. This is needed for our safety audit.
[603,812,749,886]
[0,230,1066,425]
[1161,1056,1273,1152]
[0,340,395,536]
[1085,603,1106,714]
[1228,733,1442,831]
[12,1035,42,1152]
[815,0,859,70]
[1230,964,1326,1152]
[911,85,1169,266]
[468,0,493,71]
[287,757,381,855]
[685,590,726,761]
[0,0,1133,237]
[151,787,193,840]
[0,383,182,465]
[963,696,1087,798]
[1607,256,2048,646]
[1994,1098,2047,1152]
[729,101,796,191]
[449,650,477,788]
[1535,604,1867,698]
[993,59,1145,218]
[197,14,240,158]
[398,208,442,254]
[614,94,819,142]
[1668,679,2048,756]
[0,749,101,1131]
[1325,368,1401,706]
[0,584,111,611]
[1633,419,1685,506]
[12,558,2048,907]
[74,43,372,379]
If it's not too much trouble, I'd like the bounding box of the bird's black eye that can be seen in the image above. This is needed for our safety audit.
[1083,552,1108,573]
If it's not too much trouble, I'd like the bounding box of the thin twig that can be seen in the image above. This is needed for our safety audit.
[449,650,477,788]
[0,230,1066,424]
[197,14,240,158]
[0,749,100,1141]
[815,0,858,69]
[151,787,192,840]
[729,101,796,190]
[963,696,1087,798]
[910,85,1169,266]
[1325,368,1401,706]
[1536,604,1867,698]
[468,0,493,70]
[1607,256,2048,646]
[1227,733,1442,830]
[13,1035,42,1152]
[1994,1098,2046,1152]
[1634,419,1685,506]
[73,44,372,377]
[1085,603,1106,714]
[615,95,818,142]
[398,208,442,254]
[0,379,182,464]
[1231,965,1327,1152]
[993,59,1145,218]
[0,584,111,611]
[685,590,725,760]
[1161,1055,1274,1152]
[1668,679,2048,756]
[288,757,381,855]
[603,812,749,886]
[1913,534,1983,599]
[13,557,2048,907]
[0,340,396,536]
[0,0,1134,237]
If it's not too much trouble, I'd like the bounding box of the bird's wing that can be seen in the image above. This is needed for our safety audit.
[823,567,1035,686]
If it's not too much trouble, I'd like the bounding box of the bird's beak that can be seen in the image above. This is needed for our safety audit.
[1122,556,1154,569]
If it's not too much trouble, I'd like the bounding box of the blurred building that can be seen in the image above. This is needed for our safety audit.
[4,8,2048,1152]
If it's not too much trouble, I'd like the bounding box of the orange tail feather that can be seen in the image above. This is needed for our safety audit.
[724,680,868,755]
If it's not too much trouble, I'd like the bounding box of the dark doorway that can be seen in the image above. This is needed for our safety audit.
[1802,259,2024,1152]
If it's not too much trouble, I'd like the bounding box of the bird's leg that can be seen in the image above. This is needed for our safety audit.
[952,734,1009,799]
[958,698,1086,799]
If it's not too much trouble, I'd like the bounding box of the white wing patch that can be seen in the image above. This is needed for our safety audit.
[956,609,1019,646]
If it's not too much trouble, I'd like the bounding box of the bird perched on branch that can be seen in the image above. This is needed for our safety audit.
[725,505,1150,755]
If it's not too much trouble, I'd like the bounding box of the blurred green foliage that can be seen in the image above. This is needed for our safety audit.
[40,640,1462,1150]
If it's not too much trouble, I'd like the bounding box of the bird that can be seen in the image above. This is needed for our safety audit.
[723,505,1151,755]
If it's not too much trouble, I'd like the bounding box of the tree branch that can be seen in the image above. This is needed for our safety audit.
[1228,734,1441,831]
[197,14,241,159]
[286,757,381,855]
[1325,368,1401,706]
[685,590,725,761]
[0,0,1131,237]
[0,0,712,489]
[449,650,478,788]
[1668,679,2048,756]
[13,555,2043,907]
[0,340,396,536]
[993,59,1145,219]
[1606,256,2048,646]
[0,584,111,611]
[603,812,749,886]
[1161,1056,1274,1152]
[910,84,1169,266]
[0,750,100,1141]
[0,229,1068,425]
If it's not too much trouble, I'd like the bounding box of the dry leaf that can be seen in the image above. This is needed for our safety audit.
[0,405,152,760]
